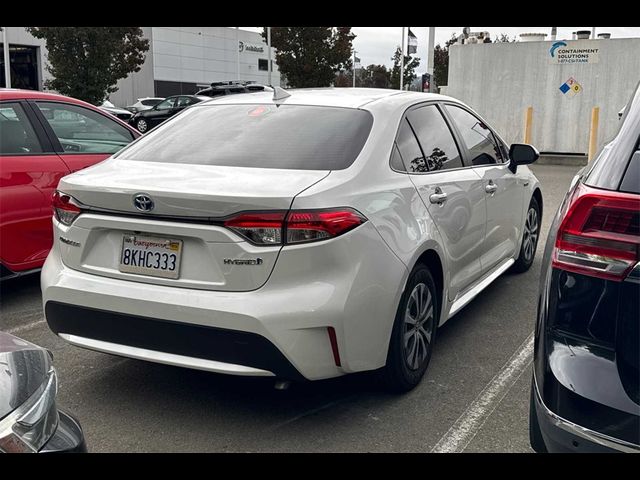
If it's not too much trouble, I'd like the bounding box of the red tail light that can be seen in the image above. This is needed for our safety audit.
[52,191,83,226]
[552,183,640,281]
[224,212,285,245]
[224,208,367,246]
[286,209,367,244]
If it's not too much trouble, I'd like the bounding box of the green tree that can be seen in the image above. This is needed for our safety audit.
[390,47,420,90]
[433,34,458,88]
[361,64,391,89]
[334,70,352,87]
[335,64,391,88]
[262,27,355,88]
[26,27,149,105]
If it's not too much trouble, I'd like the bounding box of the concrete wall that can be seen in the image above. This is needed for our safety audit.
[446,38,640,154]
[108,27,155,107]
[151,27,280,87]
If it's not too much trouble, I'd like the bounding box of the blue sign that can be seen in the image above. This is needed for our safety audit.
[550,41,567,58]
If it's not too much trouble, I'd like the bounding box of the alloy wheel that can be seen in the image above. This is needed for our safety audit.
[137,119,148,133]
[403,283,435,371]
[523,207,539,262]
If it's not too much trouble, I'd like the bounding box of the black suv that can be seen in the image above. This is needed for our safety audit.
[196,81,268,98]
[128,95,210,133]
[530,83,640,453]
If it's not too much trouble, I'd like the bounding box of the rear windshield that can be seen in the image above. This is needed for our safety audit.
[118,104,374,170]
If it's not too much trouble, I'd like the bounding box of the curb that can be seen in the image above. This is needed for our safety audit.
[535,155,588,166]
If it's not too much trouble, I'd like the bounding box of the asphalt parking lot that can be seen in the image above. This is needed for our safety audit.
[0,163,582,453]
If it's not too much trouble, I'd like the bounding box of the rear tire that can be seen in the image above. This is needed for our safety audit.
[136,118,149,133]
[378,264,438,393]
[511,196,540,273]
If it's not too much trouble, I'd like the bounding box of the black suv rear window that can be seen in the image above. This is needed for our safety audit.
[119,104,373,170]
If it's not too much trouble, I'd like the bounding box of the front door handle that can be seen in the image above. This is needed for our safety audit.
[485,182,498,194]
[429,189,448,204]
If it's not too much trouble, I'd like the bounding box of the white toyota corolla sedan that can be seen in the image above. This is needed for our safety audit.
[42,88,542,392]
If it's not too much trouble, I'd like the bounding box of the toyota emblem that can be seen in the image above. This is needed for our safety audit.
[133,194,154,212]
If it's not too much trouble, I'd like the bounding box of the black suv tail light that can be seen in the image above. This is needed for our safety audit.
[552,183,640,281]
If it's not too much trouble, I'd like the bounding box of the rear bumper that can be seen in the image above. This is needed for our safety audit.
[46,302,304,381]
[532,371,640,453]
[39,411,87,453]
[42,224,407,381]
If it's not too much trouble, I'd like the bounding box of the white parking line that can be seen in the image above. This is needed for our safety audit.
[431,332,534,453]
[5,319,46,336]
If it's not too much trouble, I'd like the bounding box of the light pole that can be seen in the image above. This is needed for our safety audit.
[427,27,435,92]
[2,27,10,88]
[400,27,405,91]
[267,27,272,85]
[353,49,356,88]
[236,27,240,81]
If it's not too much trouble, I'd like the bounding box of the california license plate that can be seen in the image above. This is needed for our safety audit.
[119,235,183,279]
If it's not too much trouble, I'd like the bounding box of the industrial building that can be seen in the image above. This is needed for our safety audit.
[0,27,281,107]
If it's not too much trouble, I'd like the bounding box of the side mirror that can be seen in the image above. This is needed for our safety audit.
[509,143,539,172]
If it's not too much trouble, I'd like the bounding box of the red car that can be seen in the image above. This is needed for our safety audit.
[0,89,140,279]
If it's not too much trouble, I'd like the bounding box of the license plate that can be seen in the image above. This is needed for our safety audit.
[119,235,183,279]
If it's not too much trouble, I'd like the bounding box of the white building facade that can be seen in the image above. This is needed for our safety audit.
[1,27,281,107]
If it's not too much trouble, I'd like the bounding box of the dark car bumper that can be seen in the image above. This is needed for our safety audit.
[532,371,639,453]
[39,411,87,453]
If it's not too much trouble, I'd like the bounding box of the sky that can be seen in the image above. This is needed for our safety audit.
[240,27,640,73]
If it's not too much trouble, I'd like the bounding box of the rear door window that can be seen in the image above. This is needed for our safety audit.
[394,118,425,172]
[176,96,195,108]
[407,105,463,171]
[120,104,374,171]
[0,102,43,155]
[154,97,176,110]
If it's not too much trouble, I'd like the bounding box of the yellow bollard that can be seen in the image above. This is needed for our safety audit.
[588,107,600,162]
[524,107,533,144]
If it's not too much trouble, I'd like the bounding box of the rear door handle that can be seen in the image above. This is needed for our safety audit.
[485,182,498,194]
[429,192,448,204]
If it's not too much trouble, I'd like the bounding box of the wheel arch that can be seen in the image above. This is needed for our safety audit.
[413,249,445,326]
[532,187,543,220]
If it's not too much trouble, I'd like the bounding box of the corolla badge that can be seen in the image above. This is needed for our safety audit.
[549,41,567,58]
[133,194,154,212]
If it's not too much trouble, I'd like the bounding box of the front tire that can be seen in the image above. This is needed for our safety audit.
[378,264,438,393]
[511,196,540,273]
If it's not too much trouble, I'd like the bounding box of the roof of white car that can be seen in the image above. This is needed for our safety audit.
[197,87,458,110]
